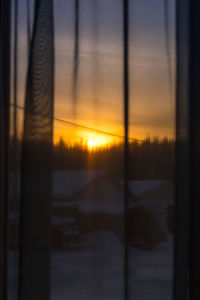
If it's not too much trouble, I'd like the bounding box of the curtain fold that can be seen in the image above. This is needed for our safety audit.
[19,0,54,299]
[0,1,11,299]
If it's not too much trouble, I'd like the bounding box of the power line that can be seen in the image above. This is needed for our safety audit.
[54,117,135,141]
[11,104,143,142]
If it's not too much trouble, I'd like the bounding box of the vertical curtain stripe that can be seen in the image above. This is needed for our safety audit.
[19,0,54,299]
[174,0,190,299]
[72,0,79,107]
[123,0,130,299]
[0,1,11,299]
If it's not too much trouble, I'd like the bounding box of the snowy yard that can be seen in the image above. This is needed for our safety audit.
[50,232,173,300]
[8,172,174,299]
[8,232,173,300]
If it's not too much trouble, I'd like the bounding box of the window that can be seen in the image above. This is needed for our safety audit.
[0,0,199,300]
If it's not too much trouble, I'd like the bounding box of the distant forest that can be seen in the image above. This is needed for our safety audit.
[10,136,175,181]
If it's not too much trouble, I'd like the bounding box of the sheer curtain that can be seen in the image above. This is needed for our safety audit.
[8,1,176,300]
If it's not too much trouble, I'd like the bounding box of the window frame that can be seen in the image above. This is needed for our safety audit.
[175,0,200,299]
[0,1,11,300]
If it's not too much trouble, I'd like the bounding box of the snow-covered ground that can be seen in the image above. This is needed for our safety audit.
[8,171,174,299]
[50,232,173,300]
[7,232,173,300]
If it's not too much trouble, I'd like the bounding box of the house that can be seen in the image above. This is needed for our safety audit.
[8,171,171,250]
[52,171,167,250]
[53,170,105,199]
[52,171,137,244]
[128,180,174,230]
[52,170,137,217]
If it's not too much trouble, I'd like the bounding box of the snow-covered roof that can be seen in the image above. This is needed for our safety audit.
[9,171,173,206]
[51,216,75,226]
[53,201,76,208]
[53,170,104,198]
[78,201,135,215]
[128,180,169,197]
[9,170,105,199]
[127,180,173,203]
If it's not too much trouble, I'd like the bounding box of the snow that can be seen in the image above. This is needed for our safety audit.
[7,232,173,300]
[9,170,104,200]
[53,201,76,207]
[63,230,79,236]
[128,180,169,198]
[51,216,75,225]
[53,170,104,199]
[78,201,135,214]
[8,172,174,299]
[50,232,173,300]
[127,180,174,204]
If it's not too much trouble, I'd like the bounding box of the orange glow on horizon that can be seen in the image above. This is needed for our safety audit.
[53,122,175,148]
[53,119,123,148]
[53,112,175,149]
[87,138,108,151]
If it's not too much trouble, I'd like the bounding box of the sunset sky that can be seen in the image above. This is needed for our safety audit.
[14,0,176,148]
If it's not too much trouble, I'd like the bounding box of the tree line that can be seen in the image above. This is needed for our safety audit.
[54,136,175,181]
[9,136,175,181]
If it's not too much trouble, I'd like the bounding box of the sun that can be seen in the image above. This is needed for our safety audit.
[87,138,107,151]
